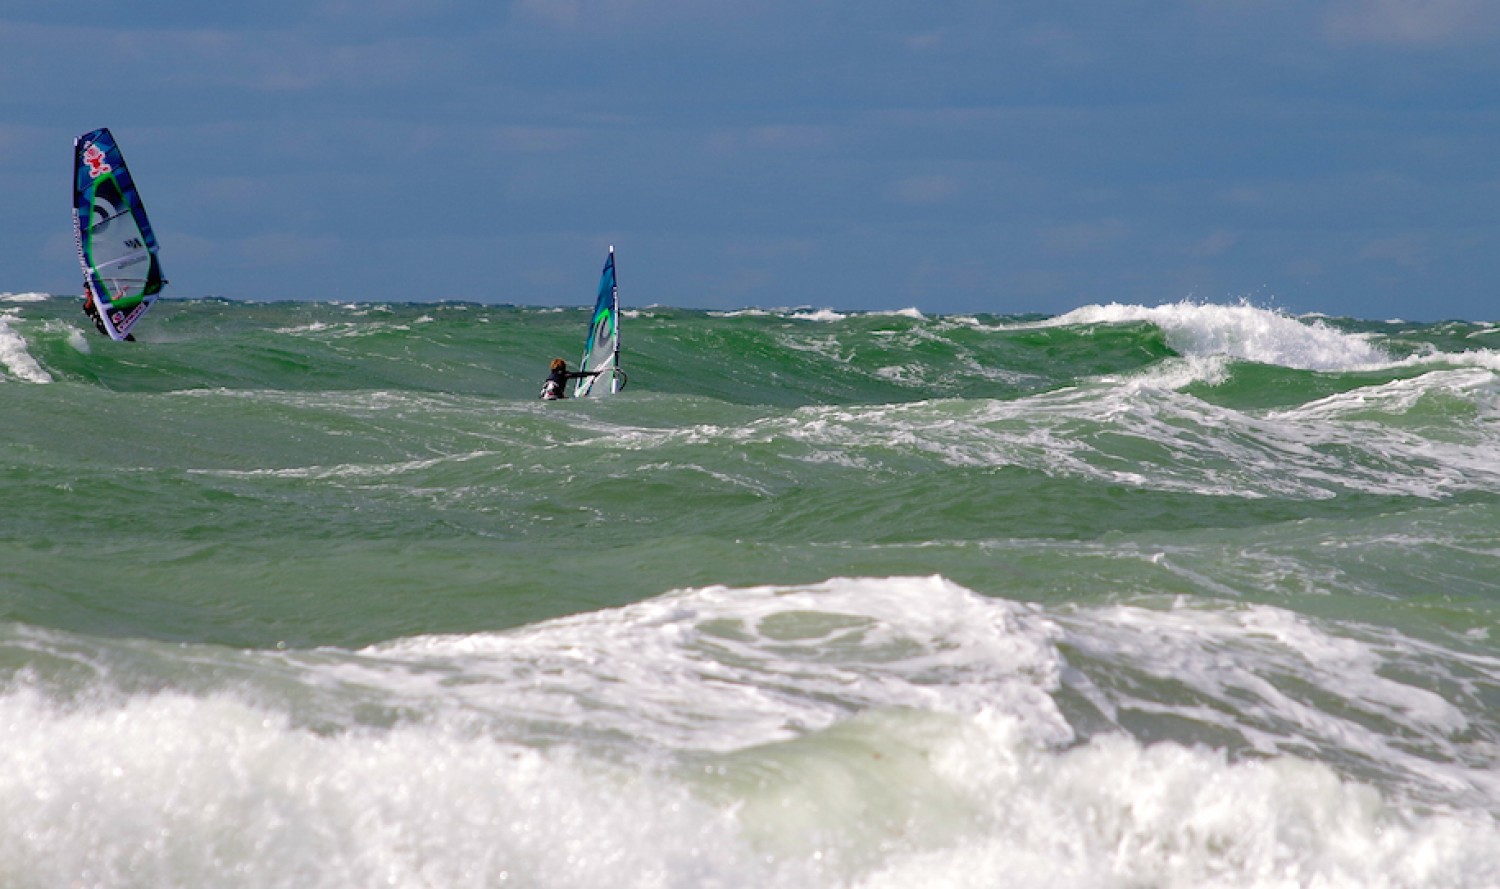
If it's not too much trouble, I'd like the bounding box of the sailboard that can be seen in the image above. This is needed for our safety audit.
[73,127,165,341]
[574,246,627,396]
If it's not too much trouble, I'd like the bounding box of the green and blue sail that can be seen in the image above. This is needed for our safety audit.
[575,247,625,396]
[72,127,164,340]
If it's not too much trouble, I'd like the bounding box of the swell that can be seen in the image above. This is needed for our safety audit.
[10,297,1174,403]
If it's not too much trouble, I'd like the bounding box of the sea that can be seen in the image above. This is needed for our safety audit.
[2,292,1499,888]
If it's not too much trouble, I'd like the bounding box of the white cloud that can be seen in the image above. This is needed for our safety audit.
[1039,219,1130,257]
[312,0,459,22]
[1020,23,1097,67]
[724,237,816,260]
[744,125,832,151]
[483,126,589,154]
[228,34,444,92]
[1190,229,1238,257]
[190,176,269,206]
[1324,0,1500,46]
[902,30,945,52]
[232,232,343,267]
[888,175,960,206]
[0,124,51,170]
[1221,185,1269,208]
[1359,233,1430,268]
[704,124,835,157]
[0,20,446,94]
[511,0,750,32]
[513,0,583,28]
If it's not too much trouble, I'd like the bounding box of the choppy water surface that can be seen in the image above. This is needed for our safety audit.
[2,293,1499,887]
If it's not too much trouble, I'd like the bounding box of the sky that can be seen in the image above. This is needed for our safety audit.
[2,0,1498,319]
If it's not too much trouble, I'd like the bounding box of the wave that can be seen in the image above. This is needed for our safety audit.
[4,576,1498,886]
[1042,300,1392,372]
[5,294,1494,405]
[0,311,52,383]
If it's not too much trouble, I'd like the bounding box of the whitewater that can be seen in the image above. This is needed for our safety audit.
[1,293,1498,888]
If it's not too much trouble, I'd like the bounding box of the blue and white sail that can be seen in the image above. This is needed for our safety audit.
[73,128,165,340]
[575,247,626,396]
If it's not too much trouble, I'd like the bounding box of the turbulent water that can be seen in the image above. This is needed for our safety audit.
[3,292,1500,888]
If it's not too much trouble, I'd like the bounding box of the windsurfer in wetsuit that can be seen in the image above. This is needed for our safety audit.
[539,358,597,400]
[82,293,107,336]
[82,293,134,341]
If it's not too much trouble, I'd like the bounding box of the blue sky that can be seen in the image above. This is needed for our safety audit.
[3,0,1498,319]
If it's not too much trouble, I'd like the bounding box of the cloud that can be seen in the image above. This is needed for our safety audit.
[888,175,960,206]
[312,0,459,23]
[510,0,751,32]
[703,124,836,157]
[0,19,448,96]
[241,233,342,265]
[902,31,945,52]
[0,124,51,171]
[1358,233,1430,268]
[743,125,834,152]
[1323,0,1500,46]
[1038,219,1130,257]
[1190,229,1238,257]
[724,237,817,260]
[1221,186,1269,208]
[190,176,272,206]
[1019,23,1098,67]
[223,33,447,92]
[483,126,589,154]
[512,0,585,29]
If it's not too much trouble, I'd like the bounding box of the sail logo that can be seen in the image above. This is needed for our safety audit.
[83,144,112,179]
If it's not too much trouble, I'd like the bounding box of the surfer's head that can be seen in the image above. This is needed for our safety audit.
[550,358,567,372]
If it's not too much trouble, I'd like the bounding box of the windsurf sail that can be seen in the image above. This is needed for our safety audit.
[73,127,165,341]
[575,246,626,396]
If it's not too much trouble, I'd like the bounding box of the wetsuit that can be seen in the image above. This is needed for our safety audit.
[82,296,135,341]
[83,296,108,337]
[540,369,595,400]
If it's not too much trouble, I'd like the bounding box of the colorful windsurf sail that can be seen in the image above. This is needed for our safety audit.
[73,128,165,341]
[575,247,626,396]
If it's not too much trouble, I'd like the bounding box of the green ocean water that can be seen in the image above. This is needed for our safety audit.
[2,294,1499,887]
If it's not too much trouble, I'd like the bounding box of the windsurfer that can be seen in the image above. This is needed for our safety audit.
[540,358,597,400]
[82,293,108,336]
[82,293,134,341]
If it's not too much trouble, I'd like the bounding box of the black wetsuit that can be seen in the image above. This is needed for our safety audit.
[83,298,108,337]
[540,369,594,399]
[82,297,134,341]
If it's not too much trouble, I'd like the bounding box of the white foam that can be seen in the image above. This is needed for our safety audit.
[193,450,495,481]
[0,291,50,303]
[5,584,1500,887]
[357,576,1073,752]
[273,318,414,338]
[788,308,848,322]
[272,320,335,334]
[1043,301,1392,372]
[699,355,1500,500]
[709,307,927,323]
[707,307,779,319]
[0,684,769,889]
[0,312,52,383]
[1056,600,1500,808]
[856,725,1500,889]
[66,326,92,354]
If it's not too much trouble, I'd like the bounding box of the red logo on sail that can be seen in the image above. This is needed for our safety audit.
[83,144,112,179]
